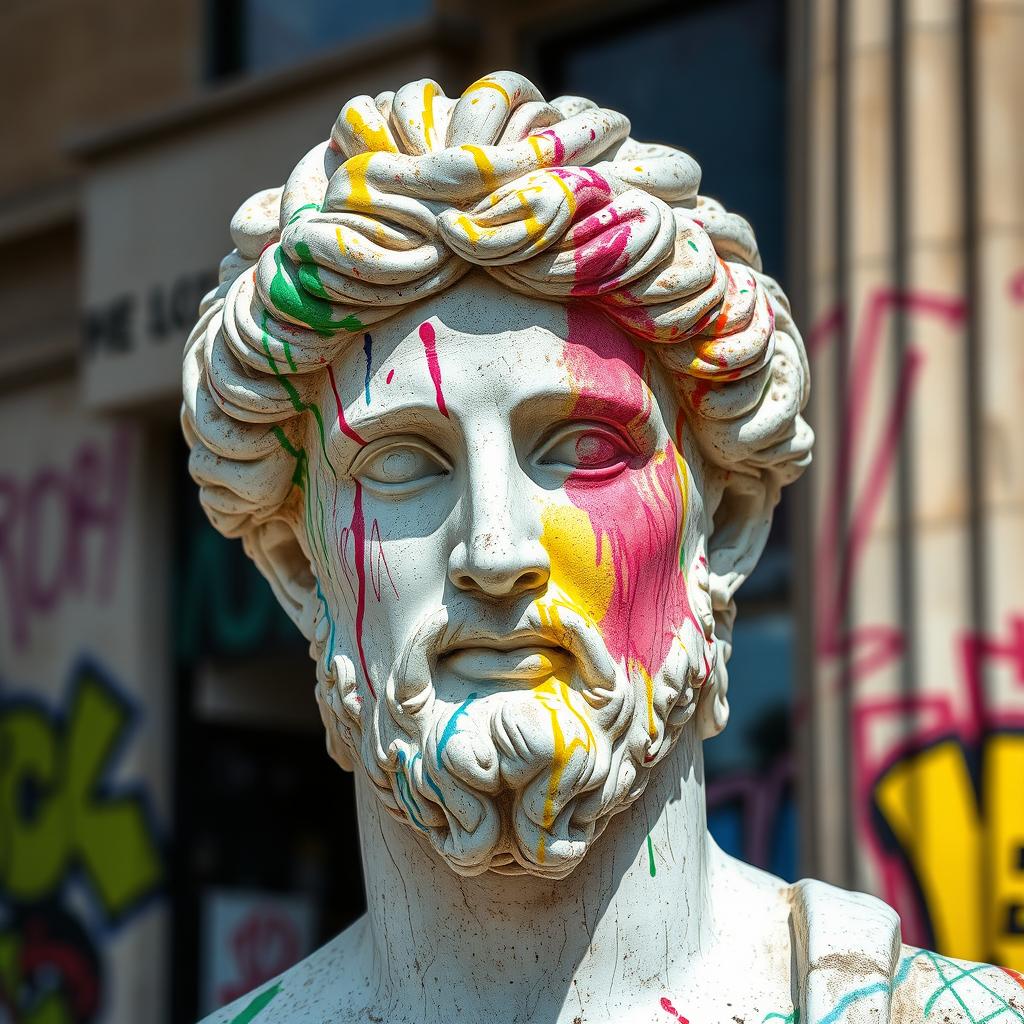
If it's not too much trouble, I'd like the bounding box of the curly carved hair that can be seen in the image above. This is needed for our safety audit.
[181,71,812,669]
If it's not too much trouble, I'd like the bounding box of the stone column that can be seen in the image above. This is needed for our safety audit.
[798,0,1024,966]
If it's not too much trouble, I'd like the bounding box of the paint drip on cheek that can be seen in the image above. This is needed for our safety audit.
[550,308,701,684]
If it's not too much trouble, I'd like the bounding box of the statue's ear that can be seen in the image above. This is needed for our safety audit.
[705,469,781,621]
[242,517,320,641]
[695,470,781,740]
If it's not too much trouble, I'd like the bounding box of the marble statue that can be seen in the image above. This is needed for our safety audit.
[182,72,1024,1024]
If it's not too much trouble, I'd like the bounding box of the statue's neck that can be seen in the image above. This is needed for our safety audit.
[356,726,720,1023]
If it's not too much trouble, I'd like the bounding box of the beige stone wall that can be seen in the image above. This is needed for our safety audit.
[803,0,1024,968]
[0,0,200,200]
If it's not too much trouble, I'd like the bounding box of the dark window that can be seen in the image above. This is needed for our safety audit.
[207,0,432,80]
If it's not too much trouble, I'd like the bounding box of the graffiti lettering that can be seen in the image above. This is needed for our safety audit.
[0,663,162,921]
[177,514,300,661]
[0,429,131,653]
[812,270,1024,967]
[83,268,218,357]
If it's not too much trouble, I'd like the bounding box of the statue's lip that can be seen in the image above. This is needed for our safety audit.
[438,630,572,680]
[440,629,565,654]
[441,644,573,682]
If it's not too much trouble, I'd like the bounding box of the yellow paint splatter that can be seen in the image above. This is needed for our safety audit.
[344,107,397,153]
[527,135,550,166]
[536,503,615,631]
[422,82,437,150]
[634,661,657,740]
[461,144,497,191]
[547,170,578,217]
[463,77,510,105]
[533,678,595,863]
[344,152,374,211]
[515,185,548,252]
[454,214,481,242]
[334,226,346,255]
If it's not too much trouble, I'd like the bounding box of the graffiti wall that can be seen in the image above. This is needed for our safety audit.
[810,266,1024,969]
[0,378,170,1023]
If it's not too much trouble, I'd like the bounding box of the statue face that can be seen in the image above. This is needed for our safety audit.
[308,274,715,878]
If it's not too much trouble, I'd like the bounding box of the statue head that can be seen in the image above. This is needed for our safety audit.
[182,71,812,880]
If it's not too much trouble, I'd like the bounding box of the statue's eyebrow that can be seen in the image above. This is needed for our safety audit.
[513,388,654,431]
[335,399,453,442]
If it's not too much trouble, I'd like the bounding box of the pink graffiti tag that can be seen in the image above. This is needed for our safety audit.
[0,427,132,652]
[809,276,1024,946]
[812,287,966,692]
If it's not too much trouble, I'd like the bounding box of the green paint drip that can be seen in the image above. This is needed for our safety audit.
[229,982,281,1023]
[294,241,329,299]
[646,834,656,877]
[287,201,320,225]
[269,248,363,335]
[687,239,699,252]
[261,315,336,480]
[272,426,301,461]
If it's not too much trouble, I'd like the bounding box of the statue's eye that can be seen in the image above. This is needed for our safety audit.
[535,424,634,478]
[352,440,450,494]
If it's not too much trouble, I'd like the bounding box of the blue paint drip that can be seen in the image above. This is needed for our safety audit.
[315,577,335,671]
[815,950,927,1024]
[436,693,478,770]
[363,333,373,404]
[395,750,427,831]
[423,767,447,806]
[810,949,1022,1024]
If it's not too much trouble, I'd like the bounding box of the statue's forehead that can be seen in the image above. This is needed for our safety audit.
[329,274,654,415]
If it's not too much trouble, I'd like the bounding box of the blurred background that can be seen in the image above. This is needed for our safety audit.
[0,0,1021,1020]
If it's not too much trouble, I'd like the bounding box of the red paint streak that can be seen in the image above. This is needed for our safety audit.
[21,921,99,1018]
[561,307,700,679]
[688,376,713,410]
[418,322,449,417]
[327,365,367,445]
[1000,965,1024,991]
[673,409,686,451]
[386,368,395,383]
[660,996,689,1023]
[351,480,375,698]
[369,518,400,601]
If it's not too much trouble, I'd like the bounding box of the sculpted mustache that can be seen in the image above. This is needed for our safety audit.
[387,604,619,707]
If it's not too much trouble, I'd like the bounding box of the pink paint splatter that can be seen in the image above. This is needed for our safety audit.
[418,322,449,417]
[537,127,566,164]
[386,368,395,384]
[350,480,375,698]
[560,307,702,680]
[327,366,367,445]
[1010,267,1024,304]
[660,996,689,1023]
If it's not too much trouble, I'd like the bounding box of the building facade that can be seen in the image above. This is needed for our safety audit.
[0,1,1019,1020]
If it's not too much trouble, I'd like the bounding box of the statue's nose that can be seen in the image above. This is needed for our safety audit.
[448,458,550,600]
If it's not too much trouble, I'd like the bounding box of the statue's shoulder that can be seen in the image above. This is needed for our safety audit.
[197,916,374,1024]
[787,877,1024,1023]
[887,945,1024,1023]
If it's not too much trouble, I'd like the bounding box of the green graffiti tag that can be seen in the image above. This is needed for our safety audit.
[0,663,162,920]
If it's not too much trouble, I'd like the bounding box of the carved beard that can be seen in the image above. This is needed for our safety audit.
[316,602,710,879]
